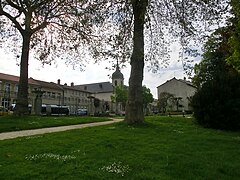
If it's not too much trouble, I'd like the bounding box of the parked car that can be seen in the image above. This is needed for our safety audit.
[0,106,9,116]
[76,109,88,116]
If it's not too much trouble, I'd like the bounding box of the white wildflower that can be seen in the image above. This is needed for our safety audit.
[100,161,130,176]
[25,153,76,162]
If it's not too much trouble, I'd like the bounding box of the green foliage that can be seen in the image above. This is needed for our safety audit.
[112,86,128,104]
[1,116,240,179]
[227,0,240,71]
[192,27,231,88]
[142,85,154,108]
[157,92,175,113]
[192,72,240,130]
[192,26,240,130]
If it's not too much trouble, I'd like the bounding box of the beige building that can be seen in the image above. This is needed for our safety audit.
[0,63,124,115]
[75,63,125,114]
[157,77,196,111]
[0,72,90,114]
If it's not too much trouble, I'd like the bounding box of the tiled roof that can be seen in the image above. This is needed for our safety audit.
[29,78,63,90]
[0,72,111,93]
[0,72,38,85]
[0,72,19,82]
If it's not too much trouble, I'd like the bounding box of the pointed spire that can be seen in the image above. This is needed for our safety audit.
[112,59,124,80]
[116,59,120,71]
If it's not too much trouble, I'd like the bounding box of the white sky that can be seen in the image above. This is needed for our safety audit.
[0,47,190,99]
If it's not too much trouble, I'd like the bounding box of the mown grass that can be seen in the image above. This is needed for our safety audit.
[0,116,240,179]
[0,115,111,133]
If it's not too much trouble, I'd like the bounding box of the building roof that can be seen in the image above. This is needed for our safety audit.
[29,78,63,90]
[1,72,111,94]
[75,82,113,93]
[0,72,38,86]
[157,77,196,88]
[0,72,20,82]
[112,62,124,80]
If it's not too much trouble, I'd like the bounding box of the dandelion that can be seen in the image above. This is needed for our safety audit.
[100,161,130,176]
[25,153,76,162]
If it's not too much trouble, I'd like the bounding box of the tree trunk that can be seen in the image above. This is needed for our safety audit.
[125,0,148,124]
[14,33,31,115]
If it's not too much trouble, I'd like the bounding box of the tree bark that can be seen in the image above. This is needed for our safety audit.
[14,33,31,115]
[125,0,148,124]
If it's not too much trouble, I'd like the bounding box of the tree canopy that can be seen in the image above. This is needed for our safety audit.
[142,85,153,109]
[0,0,233,122]
[192,25,240,130]
[226,0,240,71]
[0,0,107,115]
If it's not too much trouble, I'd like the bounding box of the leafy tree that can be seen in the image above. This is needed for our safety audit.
[0,0,230,122]
[227,0,240,71]
[192,28,232,88]
[105,0,229,124]
[0,0,104,115]
[191,27,240,130]
[157,92,175,113]
[142,85,153,110]
[111,85,128,110]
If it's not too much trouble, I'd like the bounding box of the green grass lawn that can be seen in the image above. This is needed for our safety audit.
[0,115,111,133]
[0,116,240,179]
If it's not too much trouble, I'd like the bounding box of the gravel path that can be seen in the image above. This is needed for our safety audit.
[0,118,123,141]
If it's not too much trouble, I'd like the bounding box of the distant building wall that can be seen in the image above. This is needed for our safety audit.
[157,78,196,111]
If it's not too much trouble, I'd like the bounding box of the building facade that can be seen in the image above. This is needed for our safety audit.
[74,63,125,114]
[157,77,196,112]
[0,63,124,115]
[0,73,91,114]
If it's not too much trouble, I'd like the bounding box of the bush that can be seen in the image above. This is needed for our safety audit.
[192,73,240,130]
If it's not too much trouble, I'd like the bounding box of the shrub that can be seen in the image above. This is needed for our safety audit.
[192,73,240,130]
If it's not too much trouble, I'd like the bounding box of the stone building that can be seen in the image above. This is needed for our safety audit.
[157,77,197,112]
[0,63,124,115]
[0,72,91,114]
[74,62,125,114]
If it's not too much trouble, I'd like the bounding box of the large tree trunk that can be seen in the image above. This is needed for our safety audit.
[14,33,31,115]
[125,0,148,124]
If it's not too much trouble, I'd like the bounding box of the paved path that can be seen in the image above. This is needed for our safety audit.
[0,118,123,141]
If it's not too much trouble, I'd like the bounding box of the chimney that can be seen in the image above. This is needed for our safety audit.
[184,77,186,81]
[71,82,74,87]
[57,79,61,85]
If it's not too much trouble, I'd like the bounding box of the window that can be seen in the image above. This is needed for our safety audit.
[5,83,10,93]
[52,92,56,99]
[15,85,18,95]
[115,80,117,86]
[47,92,51,98]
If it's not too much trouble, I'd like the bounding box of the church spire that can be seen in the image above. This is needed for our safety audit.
[112,60,124,87]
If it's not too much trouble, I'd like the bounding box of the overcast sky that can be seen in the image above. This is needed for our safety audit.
[0,46,191,99]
